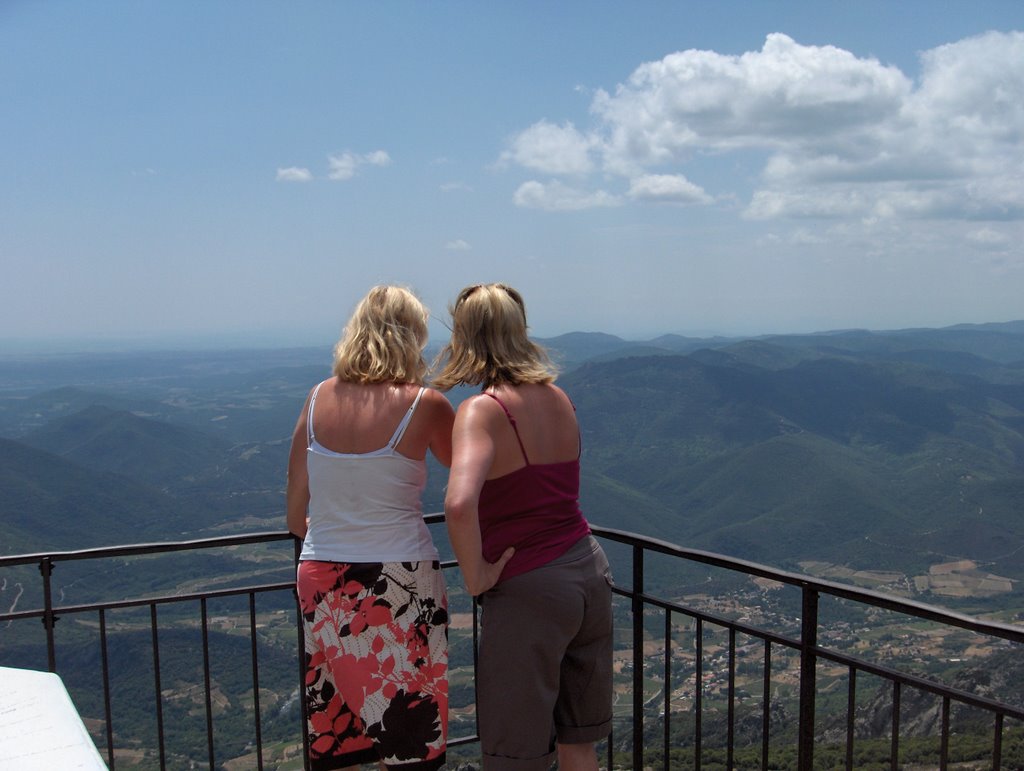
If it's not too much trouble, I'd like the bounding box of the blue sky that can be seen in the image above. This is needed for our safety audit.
[3,1,1023,350]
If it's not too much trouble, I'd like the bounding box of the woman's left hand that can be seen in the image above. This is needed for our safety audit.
[466,546,515,596]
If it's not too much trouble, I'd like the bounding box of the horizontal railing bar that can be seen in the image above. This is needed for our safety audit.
[0,531,295,567]
[813,645,1024,722]
[0,581,297,620]
[3,568,464,625]
[7,523,1018,645]
[0,607,47,623]
[5,525,1020,647]
[613,583,1023,722]
[592,525,1024,644]
[610,584,803,651]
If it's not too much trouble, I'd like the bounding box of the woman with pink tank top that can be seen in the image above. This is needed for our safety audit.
[435,284,613,771]
[287,286,455,771]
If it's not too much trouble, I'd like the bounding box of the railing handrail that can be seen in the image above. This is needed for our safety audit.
[4,520,1021,642]
[592,524,1024,644]
[2,518,1021,770]
[0,530,295,567]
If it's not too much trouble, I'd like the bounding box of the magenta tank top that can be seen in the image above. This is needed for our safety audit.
[477,392,591,584]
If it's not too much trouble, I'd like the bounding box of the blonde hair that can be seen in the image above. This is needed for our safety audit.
[432,283,556,390]
[333,285,429,384]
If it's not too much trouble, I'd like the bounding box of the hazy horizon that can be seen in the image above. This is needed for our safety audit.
[3,316,1024,358]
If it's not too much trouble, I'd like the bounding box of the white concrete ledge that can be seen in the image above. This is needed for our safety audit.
[0,666,107,769]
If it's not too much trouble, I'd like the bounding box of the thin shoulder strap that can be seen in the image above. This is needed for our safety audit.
[307,381,327,447]
[388,387,426,448]
[482,392,530,465]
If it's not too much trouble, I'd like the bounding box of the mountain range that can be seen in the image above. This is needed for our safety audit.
[2,321,1023,606]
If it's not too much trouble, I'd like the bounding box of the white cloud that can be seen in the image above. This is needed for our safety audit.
[327,150,391,181]
[513,180,621,211]
[445,239,471,251]
[627,174,712,204]
[503,31,1024,222]
[502,120,597,175]
[967,227,1011,251]
[594,33,910,170]
[327,153,358,180]
[746,189,871,220]
[364,150,392,167]
[276,167,313,182]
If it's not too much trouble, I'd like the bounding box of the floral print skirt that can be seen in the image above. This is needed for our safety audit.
[297,559,448,770]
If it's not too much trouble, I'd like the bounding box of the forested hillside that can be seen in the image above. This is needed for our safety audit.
[2,321,1023,601]
[562,324,1024,594]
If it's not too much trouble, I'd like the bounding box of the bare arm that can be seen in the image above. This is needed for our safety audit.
[286,391,312,539]
[444,397,514,596]
[424,389,456,468]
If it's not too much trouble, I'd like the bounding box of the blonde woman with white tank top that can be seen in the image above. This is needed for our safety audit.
[286,286,454,771]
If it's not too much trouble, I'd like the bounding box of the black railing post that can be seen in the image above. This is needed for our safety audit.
[99,608,115,769]
[993,713,1003,770]
[846,667,856,770]
[762,642,772,770]
[890,681,901,771]
[664,613,672,770]
[695,618,703,771]
[632,543,644,771]
[249,592,265,771]
[727,627,736,769]
[150,604,166,769]
[472,594,480,739]
[201,597,215,769]
[797,585,818,771]
[293,537,310,771]
[939,696,950,770]
[39,557,57,672]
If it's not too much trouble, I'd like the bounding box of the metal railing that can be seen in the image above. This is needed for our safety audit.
[592,525,1024,770]
[1,516,1022,769]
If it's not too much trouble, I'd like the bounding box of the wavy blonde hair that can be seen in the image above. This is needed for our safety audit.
[333,285,429,384]
[432,283,556,390]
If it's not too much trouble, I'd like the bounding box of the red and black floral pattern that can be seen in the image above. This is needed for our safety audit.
[298,560,448,770]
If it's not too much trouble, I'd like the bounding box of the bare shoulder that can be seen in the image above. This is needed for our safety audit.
[549,383,576,409]
[546,382,569,399]
[420,387,455,416]
[456,393,504,423]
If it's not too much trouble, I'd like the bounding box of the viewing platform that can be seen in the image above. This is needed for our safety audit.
[1,515,1022,770]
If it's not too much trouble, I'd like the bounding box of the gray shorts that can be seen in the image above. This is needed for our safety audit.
[476,535,613,771]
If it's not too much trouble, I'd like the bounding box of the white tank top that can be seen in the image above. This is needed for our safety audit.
[299,381,439,563]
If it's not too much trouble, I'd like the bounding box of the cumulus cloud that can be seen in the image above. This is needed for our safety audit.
[327,153,358,180]
[502,31,1024,220]
[501,120,597,175]
[592,33,912,178]
[364,150,392,167]
[513,180,621,211]
[627,174,712,204]
[445,239,471,250]
[276,167,313,182]
[328,150,392,181]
